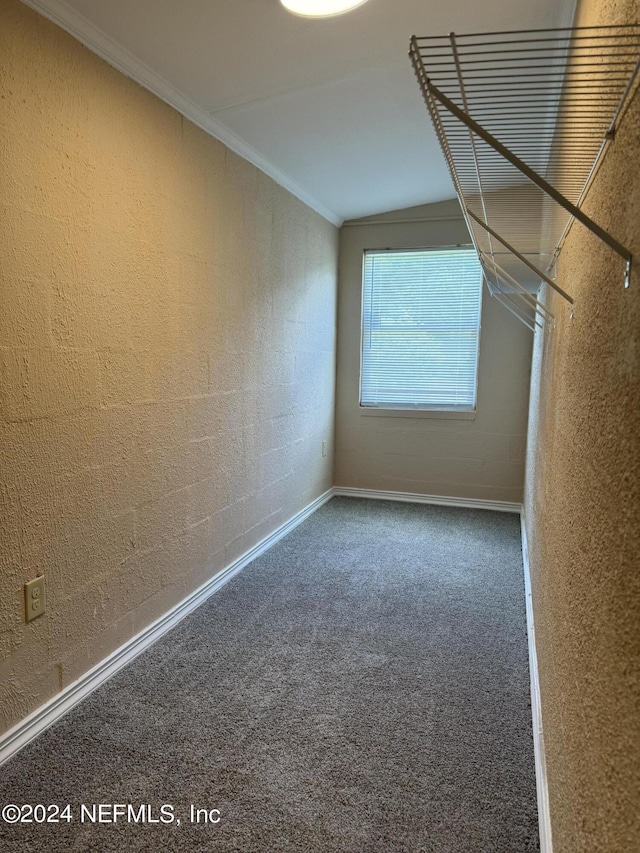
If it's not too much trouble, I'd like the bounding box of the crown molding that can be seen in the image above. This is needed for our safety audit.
[342,214,464,227]
[19,0,343,227]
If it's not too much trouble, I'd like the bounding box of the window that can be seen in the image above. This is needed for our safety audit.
[360,247,482,411]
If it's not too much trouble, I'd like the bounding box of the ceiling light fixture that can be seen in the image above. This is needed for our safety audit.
[279,0,370,18]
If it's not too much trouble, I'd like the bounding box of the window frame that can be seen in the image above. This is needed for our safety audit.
[358,244,482,418]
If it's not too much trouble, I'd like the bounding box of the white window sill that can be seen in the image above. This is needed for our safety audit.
[358,406,476,421]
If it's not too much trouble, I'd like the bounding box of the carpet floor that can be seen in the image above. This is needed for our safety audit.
[0,497,538,852]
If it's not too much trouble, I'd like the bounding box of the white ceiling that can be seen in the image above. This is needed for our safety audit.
[25,0,576,224]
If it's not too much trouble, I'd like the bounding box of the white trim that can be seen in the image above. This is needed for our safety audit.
[358,407,476,420]
[0,489,333,767]
[342,214,464,228]
[18,0,342,228]
[521,509,553,853]
[333,486,521,513]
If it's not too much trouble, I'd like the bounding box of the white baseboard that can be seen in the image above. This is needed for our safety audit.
[0,489,333,767]
[521,510,553,853]
[333,486,522,514]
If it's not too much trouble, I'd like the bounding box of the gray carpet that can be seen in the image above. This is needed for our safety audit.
[0,497,538,852]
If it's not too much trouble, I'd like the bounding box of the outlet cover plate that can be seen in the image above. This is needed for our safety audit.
[25,576,46,622]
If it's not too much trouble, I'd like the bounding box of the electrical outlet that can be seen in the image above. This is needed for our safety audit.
[322,440,327,458]
[25,576,46,622]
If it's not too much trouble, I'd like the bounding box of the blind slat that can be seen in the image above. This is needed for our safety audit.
[361,248,482,409]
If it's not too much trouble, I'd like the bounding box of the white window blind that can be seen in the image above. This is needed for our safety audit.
[360,247,482,410]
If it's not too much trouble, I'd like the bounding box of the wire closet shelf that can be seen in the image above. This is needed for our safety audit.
[409,26,640,330]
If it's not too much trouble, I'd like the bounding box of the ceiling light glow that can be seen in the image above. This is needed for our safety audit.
[279,0,370,18]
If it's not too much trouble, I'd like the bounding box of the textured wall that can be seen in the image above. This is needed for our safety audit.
[0,0,338,734]
[335,200,532,503]
[525,0,640,850]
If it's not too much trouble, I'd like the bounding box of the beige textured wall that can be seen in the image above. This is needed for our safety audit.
[335,200,532,503]
[0,0,338,735]
[525,1,640,850]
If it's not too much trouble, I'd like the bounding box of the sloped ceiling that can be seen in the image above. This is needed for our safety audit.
[22,0,576,224]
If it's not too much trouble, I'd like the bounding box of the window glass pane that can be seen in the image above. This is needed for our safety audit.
[361,248,482,409]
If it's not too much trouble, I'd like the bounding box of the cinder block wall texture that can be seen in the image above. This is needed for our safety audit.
[525,0,640,850]
[0,0,338,734]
